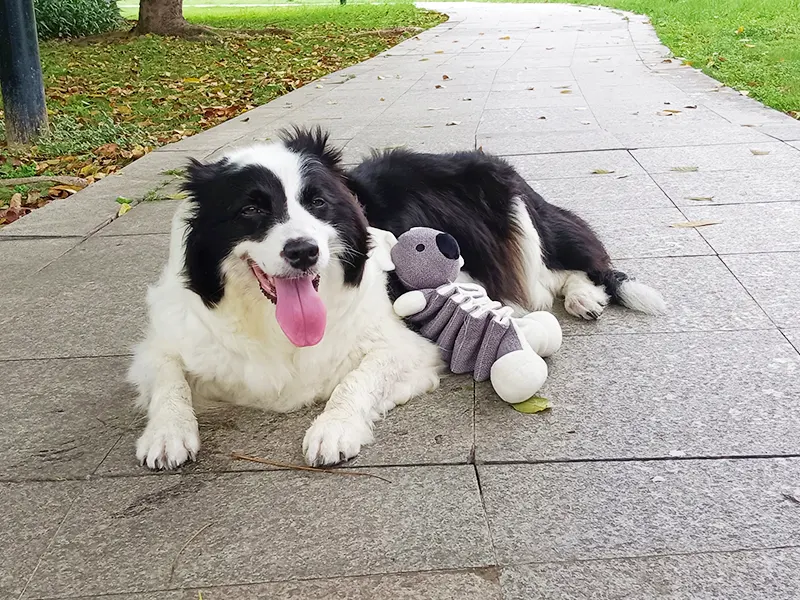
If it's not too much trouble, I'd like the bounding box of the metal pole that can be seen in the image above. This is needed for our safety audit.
[0,0,48,146]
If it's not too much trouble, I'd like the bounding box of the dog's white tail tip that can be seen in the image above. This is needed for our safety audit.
[617,280,667,315]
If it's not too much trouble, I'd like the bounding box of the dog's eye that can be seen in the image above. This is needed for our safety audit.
[415,243,425,252]
[310,197,326,209]
[241,205,263,217]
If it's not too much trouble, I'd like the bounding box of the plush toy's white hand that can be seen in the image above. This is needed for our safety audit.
[393,291,427,317]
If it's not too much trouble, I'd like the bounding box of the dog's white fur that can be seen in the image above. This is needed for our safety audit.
[129,144,442,469]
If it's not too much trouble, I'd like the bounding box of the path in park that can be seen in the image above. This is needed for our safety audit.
[3,3,800,598]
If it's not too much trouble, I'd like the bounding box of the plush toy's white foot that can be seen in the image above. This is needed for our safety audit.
[490,349,548,404]
[513,312,563,357]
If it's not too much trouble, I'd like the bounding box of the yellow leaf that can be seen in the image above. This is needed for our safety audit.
[670,220,722,228]
[183,77,201,83]
[735,26,745,34]
[512,397,551,414]
[499,36,511,40]
[117,203,132,216]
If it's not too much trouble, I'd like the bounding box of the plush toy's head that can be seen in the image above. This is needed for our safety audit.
[390,226,462,290]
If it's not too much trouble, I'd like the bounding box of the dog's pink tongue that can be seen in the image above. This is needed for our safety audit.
[274,276,326,347]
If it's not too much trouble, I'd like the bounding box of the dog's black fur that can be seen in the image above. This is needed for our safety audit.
[346,148,628,309]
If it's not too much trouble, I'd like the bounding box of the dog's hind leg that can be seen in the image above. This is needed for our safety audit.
[129,342,200,470]
[302,330,441,467]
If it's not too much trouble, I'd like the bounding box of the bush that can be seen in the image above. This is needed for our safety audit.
[34,0,123,40]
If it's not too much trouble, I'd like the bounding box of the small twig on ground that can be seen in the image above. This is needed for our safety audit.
[350,27,423,37]
[0,175,89,187]
[230,452,392,483]
[169,522,212,583]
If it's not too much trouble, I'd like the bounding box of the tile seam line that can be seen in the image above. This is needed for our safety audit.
[500,542,800,571]
[24,564,502,600]
[6,453,800,485]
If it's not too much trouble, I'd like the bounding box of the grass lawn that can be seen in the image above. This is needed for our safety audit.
[482,0,800,115]
[0,4,445,222]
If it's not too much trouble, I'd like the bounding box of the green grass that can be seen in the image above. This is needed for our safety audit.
[476,0,800,115]
[0,4,445,190]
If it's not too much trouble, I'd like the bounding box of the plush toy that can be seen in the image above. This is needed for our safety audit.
[374,226,562,404]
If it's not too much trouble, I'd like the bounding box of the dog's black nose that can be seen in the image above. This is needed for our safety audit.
[435,232,460,260]
[282,238,319,271]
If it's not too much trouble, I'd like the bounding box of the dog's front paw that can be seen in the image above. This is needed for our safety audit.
[136,417,200,470]
[302,412,374,467]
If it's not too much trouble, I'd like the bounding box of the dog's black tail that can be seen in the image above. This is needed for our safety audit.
[598,269,667,315]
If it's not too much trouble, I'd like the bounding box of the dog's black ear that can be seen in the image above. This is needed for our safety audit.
[181,157,230,199]
[279,125,343,171]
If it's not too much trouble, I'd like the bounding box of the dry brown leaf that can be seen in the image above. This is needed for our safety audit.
[670,220,722,228]
[9,193,22,210]
[442,74,451,80]
[445,121,461,126]
[499,36,511,40]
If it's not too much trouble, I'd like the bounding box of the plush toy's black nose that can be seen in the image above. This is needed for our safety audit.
[435,232,460,260]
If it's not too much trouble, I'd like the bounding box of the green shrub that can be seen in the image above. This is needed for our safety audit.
[34,0,123,40]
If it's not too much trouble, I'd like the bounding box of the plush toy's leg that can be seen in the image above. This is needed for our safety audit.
[490,325,548,404]
[513,311,563,357]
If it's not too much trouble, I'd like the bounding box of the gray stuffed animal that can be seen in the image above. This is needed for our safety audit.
[371,226,562,404]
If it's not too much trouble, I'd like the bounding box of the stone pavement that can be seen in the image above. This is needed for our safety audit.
[3,3,800,598]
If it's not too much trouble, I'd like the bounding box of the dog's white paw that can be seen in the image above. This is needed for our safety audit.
[136,417,200,470]
[302,412,374,467]
[564,286,609,320]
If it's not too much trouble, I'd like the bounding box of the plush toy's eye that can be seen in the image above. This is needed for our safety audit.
[415,243,425,252]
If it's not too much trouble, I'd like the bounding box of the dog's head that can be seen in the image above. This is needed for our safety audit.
[180,126,368,347]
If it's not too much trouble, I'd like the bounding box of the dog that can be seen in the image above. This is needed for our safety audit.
[346,147,666,320]
[129,128,441,469]
[130,126,664,470]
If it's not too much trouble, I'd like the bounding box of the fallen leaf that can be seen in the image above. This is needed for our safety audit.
[419,58,429,61]
[9,193,22,210]
[117,203,132,216]
[546,47,554,50]
[552,85,571,89]
[591,168,615,174]
[538,116,547,120]
[735,26,745,34]
[442,74,451,80]
[687,196,714,201]
[377,75,386,80]
[166,192,188,200]
[560,89,572,94]
[671,166,699,172]
[744,43,756,48]
[751,149,771,155]
[499,36,510,40]
[580,121,591,125]
[662,109,682,114]
[96,143,121,157]
[379,97,385,101]
[526,87,535,91]
[782,490,800,505]
[512,396,551,414]
[435,84,444,89]
[670,220,722,228]
[684,104,698,109]
[461,97,472,101]
[617,174,630,179]
[740,90,750,96]
[445,121,461,126]
[116,196,132,205]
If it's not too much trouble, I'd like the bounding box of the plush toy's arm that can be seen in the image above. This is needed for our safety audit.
[393,291,428,318]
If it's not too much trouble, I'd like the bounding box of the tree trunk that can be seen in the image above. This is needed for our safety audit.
[135,0,206,36]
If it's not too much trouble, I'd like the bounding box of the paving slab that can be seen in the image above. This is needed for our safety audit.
[99,374,475,477]
[0,237,79,286]
[1,481,81,599]
[631,142,799,173]
[500,548,800,600]
[479,458,800,564]
[98,199,182,236]
[528,175,673,211]
[654,167,800,206]
[0,234,167,360]
[554,255,773,335]
[187,569,502,600]
[476,330,800,462]
[24,467,493,598]
[784,328,800,354]
[1,357,133,481]
[682,202,800,254]
[504,149,645,180]
[574,207,715,259]
[722,252,800,329]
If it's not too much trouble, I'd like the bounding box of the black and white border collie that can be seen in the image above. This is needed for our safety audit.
[130,127,664,470]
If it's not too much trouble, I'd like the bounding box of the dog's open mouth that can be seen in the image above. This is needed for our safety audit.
[248,259,325,348]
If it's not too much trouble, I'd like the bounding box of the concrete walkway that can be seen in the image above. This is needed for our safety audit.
[3,3,800,598]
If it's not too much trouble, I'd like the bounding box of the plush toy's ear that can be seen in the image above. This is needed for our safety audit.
[367,227,398,272]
